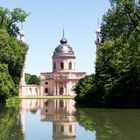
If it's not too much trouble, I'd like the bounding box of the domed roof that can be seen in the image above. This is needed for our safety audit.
[53,34,75,57]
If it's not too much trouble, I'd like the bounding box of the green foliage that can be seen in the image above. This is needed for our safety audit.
[0,7,28,103]
[0,7,29,36]
[74,74,103,107]
[6,96,21,107]
[25,73,40,85]
[0,64,16,103]
[75,0,140,108]
[25,73,31,83]
[101,0,140,41]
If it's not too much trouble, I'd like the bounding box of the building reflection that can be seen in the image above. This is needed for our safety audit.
[19,99,76,140]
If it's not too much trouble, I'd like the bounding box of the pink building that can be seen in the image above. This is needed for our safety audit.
[19,31,86,97]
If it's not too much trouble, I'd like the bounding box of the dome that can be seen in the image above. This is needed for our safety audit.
[53,36,75,57]
[53,44,74,55]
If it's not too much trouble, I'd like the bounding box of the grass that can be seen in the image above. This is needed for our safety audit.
[19,95,75,99]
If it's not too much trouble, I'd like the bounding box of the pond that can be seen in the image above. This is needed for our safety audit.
[0,99,140,140]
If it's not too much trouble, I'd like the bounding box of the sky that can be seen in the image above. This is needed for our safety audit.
[0,0,110,75]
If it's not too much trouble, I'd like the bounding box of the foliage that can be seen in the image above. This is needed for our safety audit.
[0,64,16,103]
[75,0,140,108]
[6,96,21,107]
[25,73,40,85]
[0,7,29,36]
[25,73,31,83]
[0,7,28,103]
[74,75,103,107]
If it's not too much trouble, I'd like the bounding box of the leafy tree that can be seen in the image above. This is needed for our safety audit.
[97,0,140,107]
[0,7,29,36]
[75,0,140,108]
[74,74,103,107]
[0,7,28,103]
[25,73,31,84]
[0,64,16,103]
[27,75,40,85]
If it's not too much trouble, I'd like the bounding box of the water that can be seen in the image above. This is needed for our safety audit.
[0,99,140,140]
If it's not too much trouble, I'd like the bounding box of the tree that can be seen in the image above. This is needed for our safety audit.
[0,7,29,36]
[101,0,140,41]
[75,0,140,108]
[28,75,40,85]
[74,75,94,104]
[97,0,140,107]
[0,7,28,103]
[0,64,16,103]
[25,73,31,84]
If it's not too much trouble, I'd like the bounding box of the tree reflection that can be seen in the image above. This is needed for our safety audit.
[76,108,140,140]
[0,106,24,140]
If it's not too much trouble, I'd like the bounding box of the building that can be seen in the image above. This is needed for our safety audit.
[19,30,86,97]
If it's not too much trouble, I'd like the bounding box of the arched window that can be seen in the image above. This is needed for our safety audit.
[30,88,32,95]
[60,62,64,69]
[53,63,56,70]
[44,88,48,93]
[69,62,72,69]
[59,87,63,95]
[35,88,38,95]
[61,126,64,133]
[45,81,48,85]
[69,125,72,133]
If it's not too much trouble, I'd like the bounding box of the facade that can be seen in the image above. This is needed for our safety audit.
[19,31,86,97]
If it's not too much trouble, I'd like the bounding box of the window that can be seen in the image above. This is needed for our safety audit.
[54,125,56,132]
[35,88,38,95]
[45,82,48,85]
[60,62,64,69]
[44,88,48,93]
[69,62,72,69]
[30,88,32,95]
[61,126,64,133]
[69,125,72,133]
[59,87,63,95]
[53,63,56,70]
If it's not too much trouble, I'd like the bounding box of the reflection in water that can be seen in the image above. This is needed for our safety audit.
[76,108,140,140]
[0,106,24,140]
[19,99,76,140]
[1,99,139,140]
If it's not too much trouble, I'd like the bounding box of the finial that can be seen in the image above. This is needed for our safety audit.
[97,18,99,28]
[62,25,65,37]
[96,18,101,33]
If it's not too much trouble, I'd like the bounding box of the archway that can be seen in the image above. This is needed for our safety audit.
[44,88,48,95]
[59,87,63,95]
